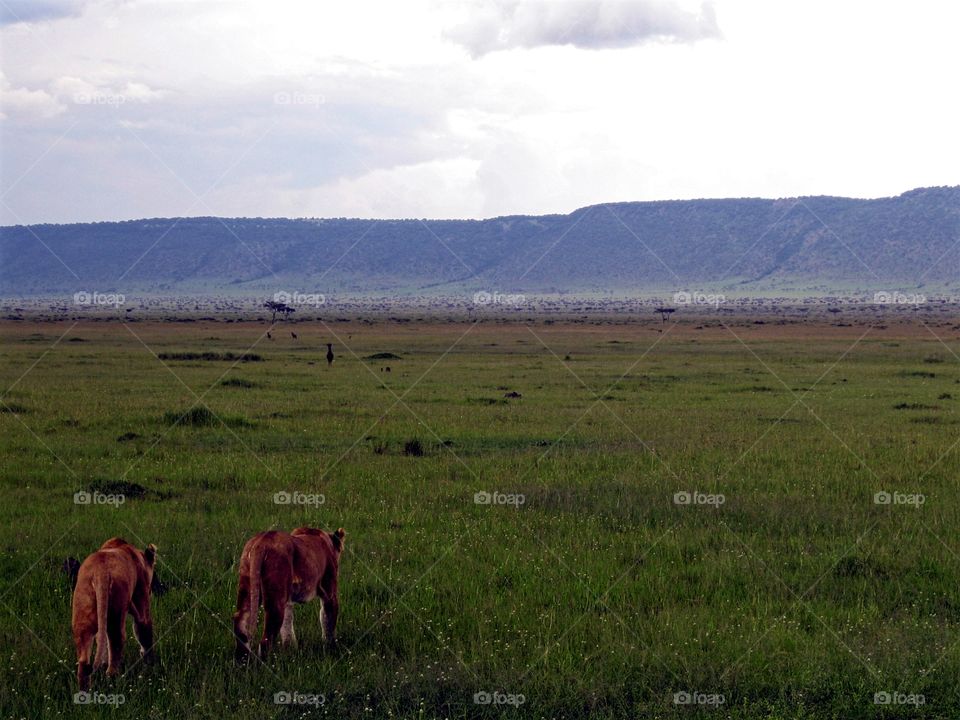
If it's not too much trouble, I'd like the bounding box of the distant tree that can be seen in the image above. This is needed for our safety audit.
[655,307,676,323]
[264,300,285,321]
[263,300,295,321]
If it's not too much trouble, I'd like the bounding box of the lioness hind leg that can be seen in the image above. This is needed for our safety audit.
[106,605,127,676]
[93,631,108,670]
[321,594,339,647]
[75,630,95,691]
[259,594,286,659]
[133,616,155,664]
[280,602,297,648]
[233,569,258,663]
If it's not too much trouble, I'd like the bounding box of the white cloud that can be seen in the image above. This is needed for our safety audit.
[0,72,65,119]
[444,0,719,57]
[0,0,957,224]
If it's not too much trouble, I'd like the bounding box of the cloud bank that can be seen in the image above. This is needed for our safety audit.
[444,0,719,56]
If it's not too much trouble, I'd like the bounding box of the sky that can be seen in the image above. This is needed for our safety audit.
[0,0,957,224]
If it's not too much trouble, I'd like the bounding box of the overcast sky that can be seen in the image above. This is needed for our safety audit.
[0,0,957,224]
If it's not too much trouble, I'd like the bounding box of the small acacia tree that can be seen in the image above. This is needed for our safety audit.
[264,300,292,321]
[655,307,676,324]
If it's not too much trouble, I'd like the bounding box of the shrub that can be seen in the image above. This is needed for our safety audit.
[220,377,256,388]
[403,439,425,456]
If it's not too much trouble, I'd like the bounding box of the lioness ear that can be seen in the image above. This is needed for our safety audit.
[143,544,157,566]
[331,528,345,550]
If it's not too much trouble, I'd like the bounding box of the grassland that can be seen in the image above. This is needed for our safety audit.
[1,315,960,719]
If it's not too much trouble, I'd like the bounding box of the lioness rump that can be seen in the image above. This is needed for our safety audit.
[233,527,344,661]
[71,538,157,690]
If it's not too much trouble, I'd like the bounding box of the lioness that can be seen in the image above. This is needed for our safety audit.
[233,527,344,661]
[71,538,157,690]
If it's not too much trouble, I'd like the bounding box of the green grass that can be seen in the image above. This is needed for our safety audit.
[1,318,960,718]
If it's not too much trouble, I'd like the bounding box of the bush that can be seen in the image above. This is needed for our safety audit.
[220,378,256,388]
[158,352,262,362]
[403,439,425,456]
[164,406,218,427]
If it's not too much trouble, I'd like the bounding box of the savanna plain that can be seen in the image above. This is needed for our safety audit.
[2,312,960,719]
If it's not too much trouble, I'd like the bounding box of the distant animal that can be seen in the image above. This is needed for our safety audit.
[504,391,522,398]
[71,538,158,691]
[326,343,334,366]
[233,527,345,662]
[267,331,272,340]
[291,332,298,340]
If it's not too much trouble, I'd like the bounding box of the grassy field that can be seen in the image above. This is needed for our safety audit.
[1,315,960,719]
